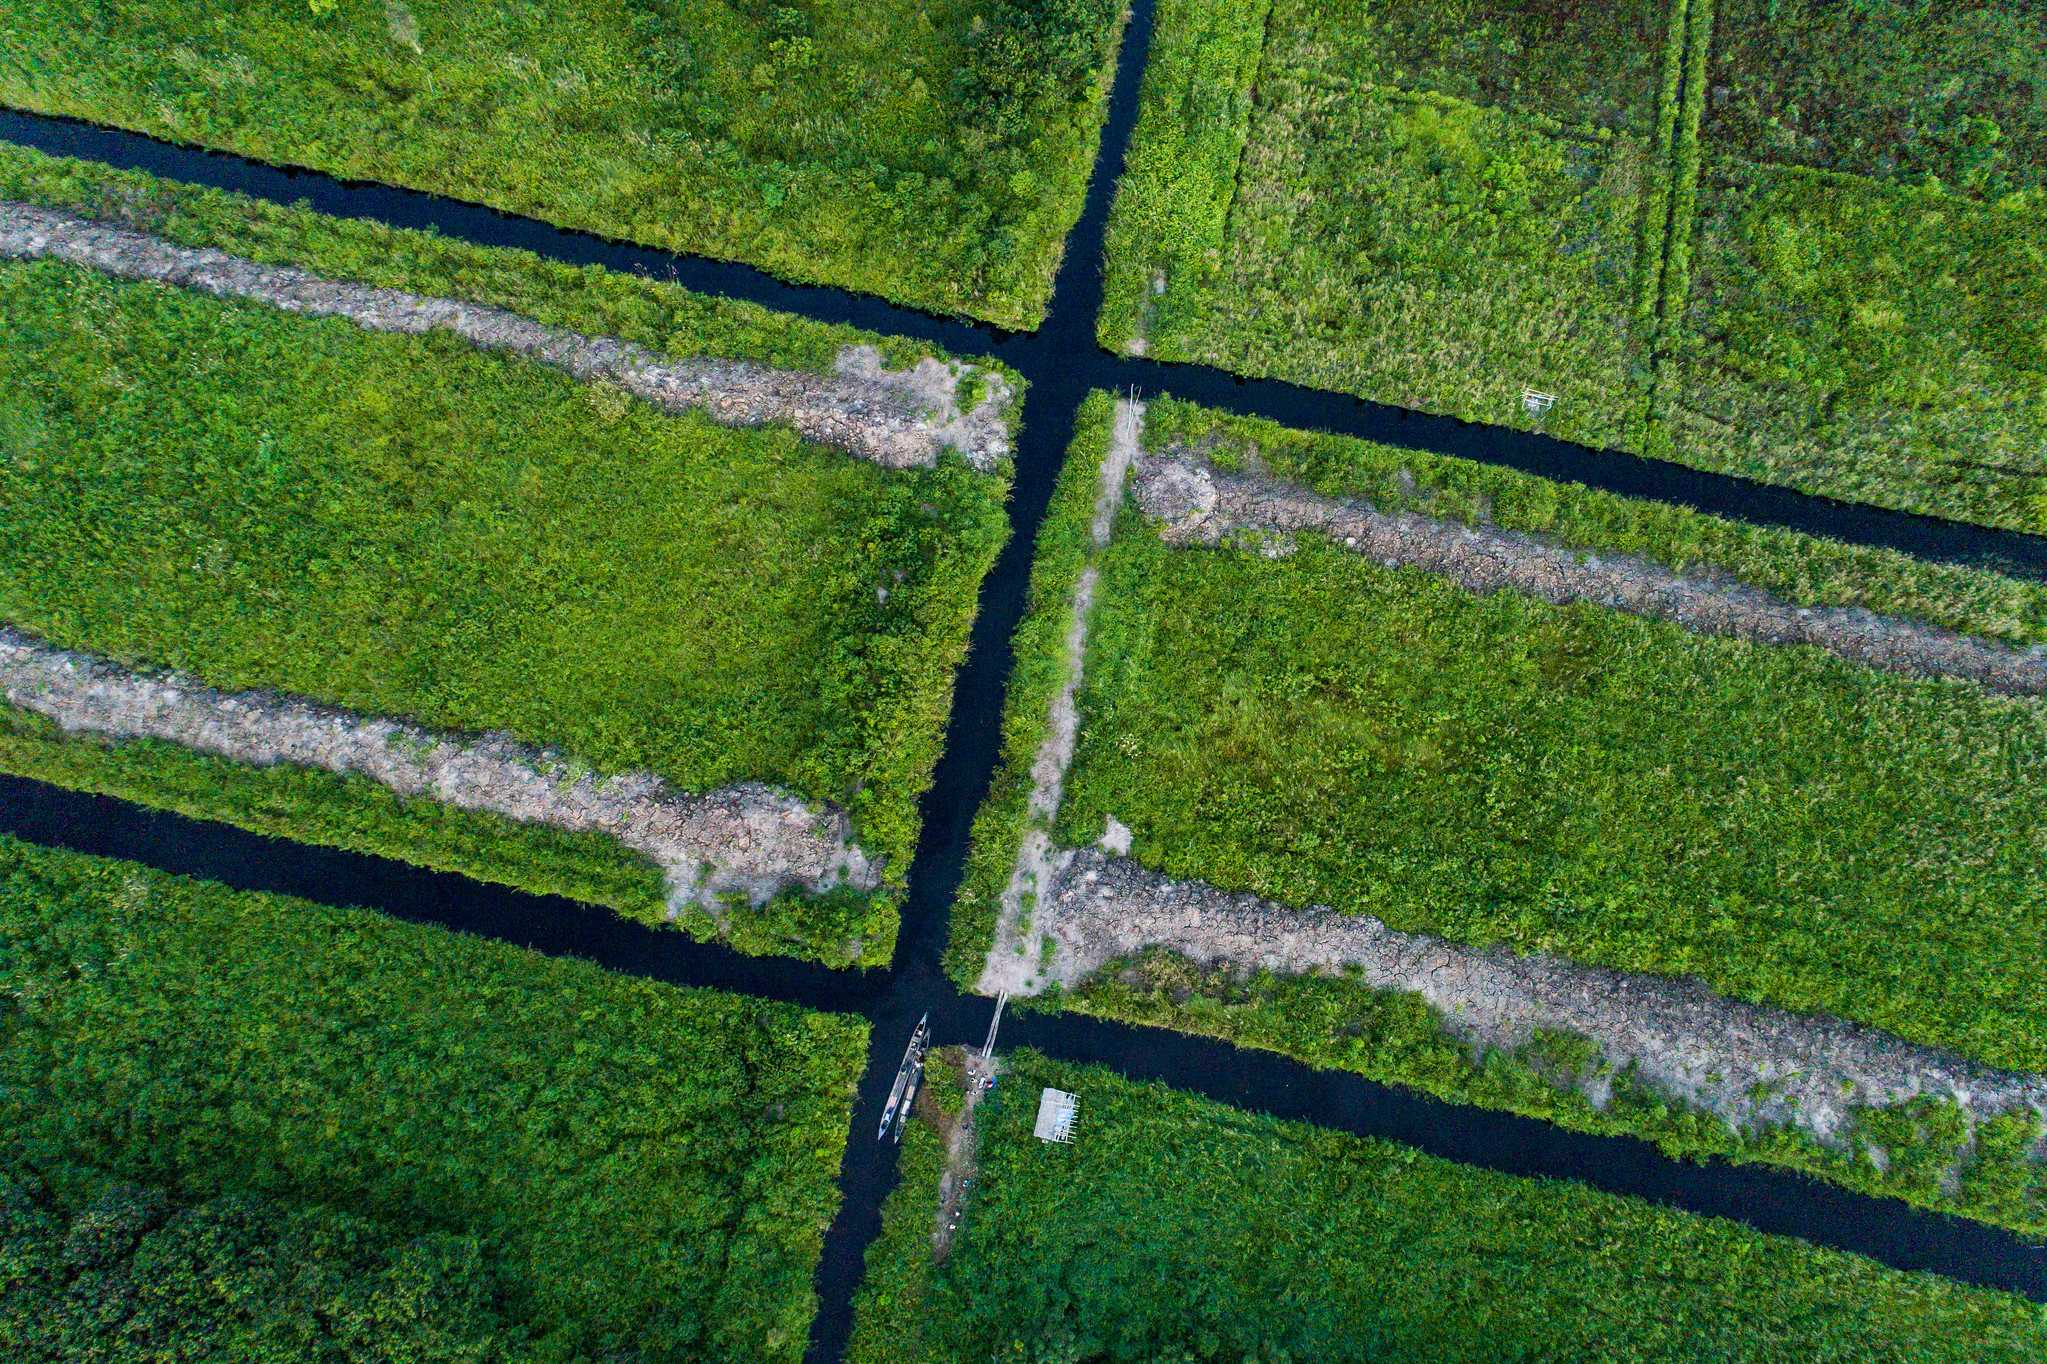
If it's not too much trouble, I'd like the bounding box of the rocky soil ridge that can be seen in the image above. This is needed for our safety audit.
[1031,840,2047,1155]
[0,201,1014,470]
[0,626,878,913]
[1134,451,2047,694]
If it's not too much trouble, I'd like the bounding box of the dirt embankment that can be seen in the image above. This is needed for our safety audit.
[978,399,1142,997]
[0,201,1014,471]
[0,626,877,912]
[1028,842,2047,1152]
[1135,453,2047,695]
[918,1046,1000,1263]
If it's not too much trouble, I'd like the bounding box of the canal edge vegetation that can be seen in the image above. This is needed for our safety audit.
[0,833,871,1360]
[849,1051,2047,1360]
[0,143,1018,966]
[0,0,1135,328]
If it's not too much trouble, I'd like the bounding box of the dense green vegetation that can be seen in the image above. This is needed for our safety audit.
[1661,0,2047,532]
[1669,163,2047,532]
[0,0,1128,326]
[1057,506,2047,1070]
[0,835,868,1360]
[2,1163,532,1360]
[1099,0,1672,450]
[0,149,1014,966]
[1706,0,2047,197]
[853,1052,2047,1361]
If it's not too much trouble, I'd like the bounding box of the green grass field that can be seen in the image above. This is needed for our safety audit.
[0,146,1012,965]
[956,397,2047,1232]
[1099,0,1674,450]
[851,1053,2047,1362]
[0,834,868,1360]
[1660,0,2047,531]
[0,0,1127,327]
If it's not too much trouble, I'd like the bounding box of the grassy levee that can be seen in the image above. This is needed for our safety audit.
[0,145,1014,966]
[1659,0,2047,530]
[963,397,2047,1233]
[851,1053,2047,1361]
[0,834,869,1361]
[0,0,1130,328]
[1097,0,1675,450]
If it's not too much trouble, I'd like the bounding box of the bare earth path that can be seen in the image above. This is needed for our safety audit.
[2,2,2046,1354]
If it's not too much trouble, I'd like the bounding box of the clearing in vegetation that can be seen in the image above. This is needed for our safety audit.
[1098,0,1678,451]
[0,145,1014,966]
[0,834,869,1361]
[1665,0,2047,532]
[0,0,1129,327]
[849,1052,2047,1362]
[954,395,2047,1233]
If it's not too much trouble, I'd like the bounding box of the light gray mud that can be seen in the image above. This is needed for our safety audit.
[0,201,1014,471]
[977,399,1142,996]
[1134,452,2047,694]
[1027,844,2047,1149]
[0,627,877,913]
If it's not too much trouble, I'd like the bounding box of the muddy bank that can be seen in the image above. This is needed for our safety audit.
[1134,452,2047,695]
[0,627,877,912]
[1026,842,2047,1150]
[0,201,1014,470]
[978,399,1142,997]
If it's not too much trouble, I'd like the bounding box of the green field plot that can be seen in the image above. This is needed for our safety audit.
[1667,162,2047,532]
[0,0,1127,327]
[851,1053,2046,1362]
[1706,0,2047,197]
[0,835,868,1360]
[0,147,1011,965]
[1654,0,2047,531]
[1058,473,2047,1067]
[955,396,2047,1232]
[1099,0,1675,449]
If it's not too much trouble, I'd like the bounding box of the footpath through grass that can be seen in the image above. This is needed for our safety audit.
[1099,0,1675,452]
[0,0,1128,327]
[0,145,1012,966]
[956,396,2047,1234]
[851,1053,2047,1362]
[0,834,868,1361]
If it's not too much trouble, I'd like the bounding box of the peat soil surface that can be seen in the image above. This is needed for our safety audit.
[5,0,2047,1353]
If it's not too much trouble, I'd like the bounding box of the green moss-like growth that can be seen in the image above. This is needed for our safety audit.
[0,835,869,1360]
[855,1052,2047,1360]
[0,0,1128,327]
